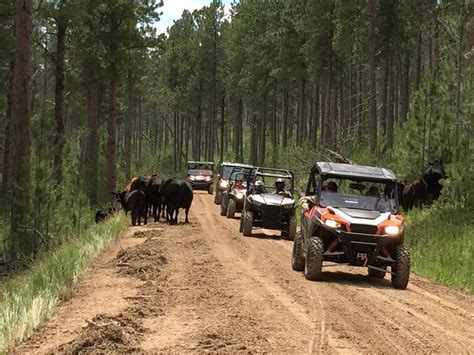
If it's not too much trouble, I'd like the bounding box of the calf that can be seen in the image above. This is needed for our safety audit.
[95,207,114,224]
[147,175,165,222]
[161,178,193,224]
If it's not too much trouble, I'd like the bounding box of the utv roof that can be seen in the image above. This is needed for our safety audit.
[313,162,397,181]
[221,162,253,168]
[187,161,214,165]
[253,167,294,179]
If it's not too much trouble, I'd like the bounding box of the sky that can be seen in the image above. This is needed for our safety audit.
[155,0,233,35]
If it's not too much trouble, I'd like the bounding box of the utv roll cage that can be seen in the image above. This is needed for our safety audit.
[248,167,295,195]
[306,162,400,210]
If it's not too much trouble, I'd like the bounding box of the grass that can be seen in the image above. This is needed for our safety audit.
[0,213,128,353]
[404,205,473,294]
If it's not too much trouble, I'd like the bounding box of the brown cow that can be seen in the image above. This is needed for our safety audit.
[402,179,428,210]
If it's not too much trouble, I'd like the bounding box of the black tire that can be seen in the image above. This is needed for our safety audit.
[304,237,324,281]
[287,215,297,241]
[208,184,214,195]
[391,245,410,289]
[368,266,387,279]
[291,231,305,271]
[239,211,244,232]
[227,198,236,218]
[214,190,222,204]
[220,200,227,216]
[243,211,253,236]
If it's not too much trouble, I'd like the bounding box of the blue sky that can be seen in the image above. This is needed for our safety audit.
[155,0,233,34]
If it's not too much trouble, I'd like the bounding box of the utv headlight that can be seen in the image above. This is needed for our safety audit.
[219,180,229,188]
[384,225,400,236]
[188,176,196,181]
[325,219,341,229]
[236,192,244,199]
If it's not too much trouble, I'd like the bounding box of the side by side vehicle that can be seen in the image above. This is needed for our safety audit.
[292,162,410,289]
[186,161,214,194]
[214,162,253,204]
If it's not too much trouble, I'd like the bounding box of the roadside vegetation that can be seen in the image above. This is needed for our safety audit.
[0,214,127,353]
[405,207,473,293]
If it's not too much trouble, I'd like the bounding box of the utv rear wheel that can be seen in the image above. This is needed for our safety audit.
[368,266,387,279]
[391,245,410,289]
[304,237,324,281]
[287,215,297,241]
[208,184,214,195]
[292,231,305,271]
[243,211,253,237]
[226,199,236,218]
[214,191,222,204]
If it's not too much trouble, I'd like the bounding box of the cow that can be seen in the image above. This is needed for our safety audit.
[119,189,148,226]
[402,179,428,210]
[147,175,165,222]
[423,160,448,202]
[161,178,193,225]
[396,180,406,208]
[95,207,115,224]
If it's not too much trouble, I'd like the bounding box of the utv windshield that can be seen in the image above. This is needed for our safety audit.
[319,178,398,213]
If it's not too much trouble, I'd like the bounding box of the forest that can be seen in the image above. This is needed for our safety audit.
[0,0,472,352]
[0,1,472,272]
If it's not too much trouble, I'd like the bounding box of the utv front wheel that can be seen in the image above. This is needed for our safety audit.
[214,190,222,204]
[226,199,236,218]
[391,245,410,289]
[220,200,227,216]
[292,231,305,271]
[208,184,214,195]
[243,211,253,237]
[287,215,297,241]
[304,237,324,281]
[368,266,387,279]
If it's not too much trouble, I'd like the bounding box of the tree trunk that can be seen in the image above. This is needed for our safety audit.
[220,94,225,163]
[2,55,14,198]
[415,30,422,91]
[125,71,134,179]
[85,78,99,202]
[249,113,257,165]
[282,90,289,148]
[10,0,33,259]
[381,57,389,136]
[106,13,119,200]
[387,61,395,150]
[53,15,67,185]
[368,0,377,156]
[400,53,410,124]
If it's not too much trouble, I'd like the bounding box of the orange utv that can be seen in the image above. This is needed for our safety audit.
[292,162,410,289]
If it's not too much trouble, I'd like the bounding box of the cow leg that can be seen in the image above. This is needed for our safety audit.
[143,205,148,225]
[175,209,179,224]
[131,210,137,226]
[185,207,190,224]
[153,204,158,222]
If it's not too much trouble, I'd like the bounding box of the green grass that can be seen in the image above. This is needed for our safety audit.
[0,213,128,353]
[404,206,473,293]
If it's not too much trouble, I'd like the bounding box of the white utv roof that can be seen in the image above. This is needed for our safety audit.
[314,162,397,181]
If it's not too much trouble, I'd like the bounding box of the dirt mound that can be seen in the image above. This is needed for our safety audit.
[115,231,167,280]
[55,313,146,354]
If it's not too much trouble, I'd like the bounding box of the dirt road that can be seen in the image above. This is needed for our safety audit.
[15,192,474,353]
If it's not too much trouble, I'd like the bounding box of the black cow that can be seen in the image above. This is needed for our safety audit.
[95,207,115,224]
[118,189,148,226]
[161,178,193,224]
[396,180,406,208]
[147,175,165,222]
[423,160,448,202]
